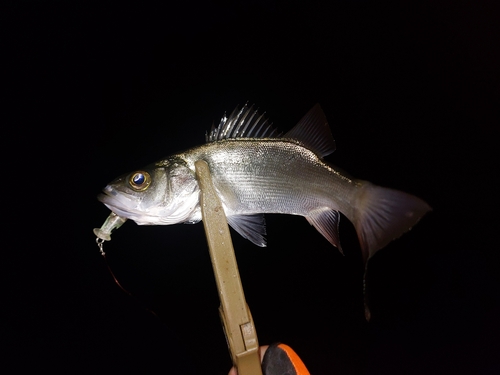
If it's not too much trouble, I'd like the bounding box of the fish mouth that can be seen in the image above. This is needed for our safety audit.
[98,185,131,206]
[97,186,162,224]
[97,186,140,220]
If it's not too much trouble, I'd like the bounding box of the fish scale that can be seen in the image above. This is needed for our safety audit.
[183,140,354,217]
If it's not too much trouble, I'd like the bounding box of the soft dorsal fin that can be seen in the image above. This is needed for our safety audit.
[284,104,336,158]
[206,104,280,142]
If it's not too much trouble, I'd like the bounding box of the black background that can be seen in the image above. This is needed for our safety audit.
[6,1,499,374]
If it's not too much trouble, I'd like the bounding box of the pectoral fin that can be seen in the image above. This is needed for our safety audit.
[306,209,343,254]
[227,214,267,247]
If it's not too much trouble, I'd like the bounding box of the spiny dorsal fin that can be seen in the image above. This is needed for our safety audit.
[284,104,336,158]
[206,103,336,159]
[206,104,280,142]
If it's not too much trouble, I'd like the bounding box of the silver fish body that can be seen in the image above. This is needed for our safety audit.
[98,104,430,261]
[179,139,356,233]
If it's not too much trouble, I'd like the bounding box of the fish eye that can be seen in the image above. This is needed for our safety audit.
[129,171,151,191]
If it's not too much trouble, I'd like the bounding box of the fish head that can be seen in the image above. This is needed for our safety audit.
[97,158,200,225]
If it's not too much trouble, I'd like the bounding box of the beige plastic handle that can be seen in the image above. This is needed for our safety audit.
[195,160,262,375]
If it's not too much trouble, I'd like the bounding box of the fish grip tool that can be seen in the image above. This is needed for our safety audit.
[195,160,263,375]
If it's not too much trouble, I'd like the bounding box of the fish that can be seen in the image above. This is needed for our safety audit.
[97,103,431,261]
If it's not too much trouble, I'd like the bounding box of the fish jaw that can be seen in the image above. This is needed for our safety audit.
[97,186,166,225]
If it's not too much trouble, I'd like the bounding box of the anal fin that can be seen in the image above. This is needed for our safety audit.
[306,208,343,254]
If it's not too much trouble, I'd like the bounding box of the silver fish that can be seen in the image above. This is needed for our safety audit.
[97,104,430,261]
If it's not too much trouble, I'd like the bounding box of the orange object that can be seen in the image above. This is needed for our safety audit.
[262,343,311,375]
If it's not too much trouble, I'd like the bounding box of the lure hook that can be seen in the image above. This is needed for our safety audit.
[96,237,105,256]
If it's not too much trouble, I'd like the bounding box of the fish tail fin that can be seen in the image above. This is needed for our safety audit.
[352,181,431,262]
